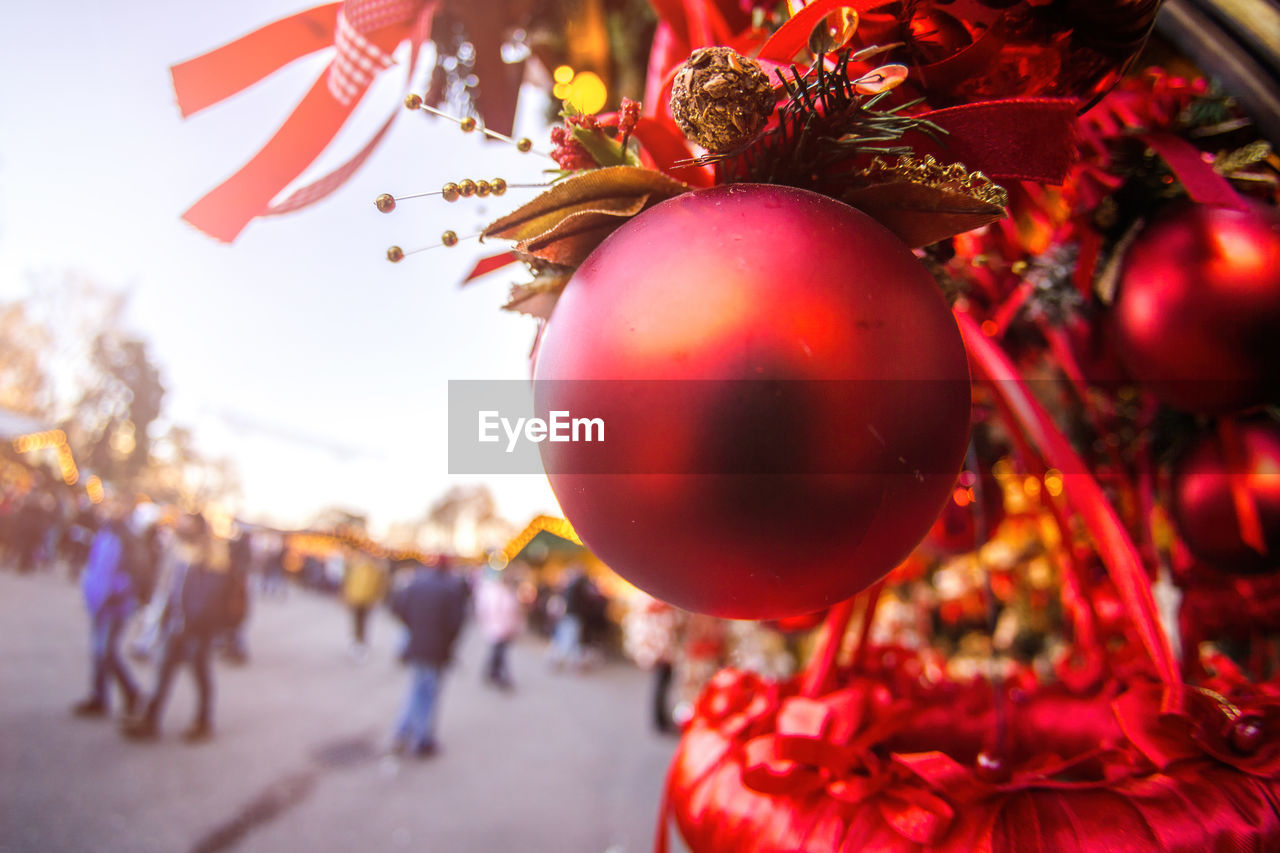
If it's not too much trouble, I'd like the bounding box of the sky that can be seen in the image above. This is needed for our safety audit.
[0,0,562,533]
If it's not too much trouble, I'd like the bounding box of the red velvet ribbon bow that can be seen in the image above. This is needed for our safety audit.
[172,0,436,242]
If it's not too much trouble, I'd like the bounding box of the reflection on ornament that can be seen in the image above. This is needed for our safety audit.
[1172,421,1280,575]
[1113,202,1280,415]
[534,184,970,618]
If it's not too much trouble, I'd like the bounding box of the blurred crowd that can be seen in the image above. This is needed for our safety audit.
[1,473,809,757]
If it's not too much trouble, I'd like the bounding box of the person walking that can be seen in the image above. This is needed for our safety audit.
[71,499,141,718]
[547,567,593,670]
[387,559,468,758]
[342,548,387,660]
[475,570,522,689]
[122,514,235,743]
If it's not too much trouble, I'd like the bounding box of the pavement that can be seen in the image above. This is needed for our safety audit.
[0,569,683,853]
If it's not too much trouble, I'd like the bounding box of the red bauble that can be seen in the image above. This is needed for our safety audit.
[1112,202,1280,414]
[1171,421,1280,574]
[851,0,1162,107]
[534,185,971,619]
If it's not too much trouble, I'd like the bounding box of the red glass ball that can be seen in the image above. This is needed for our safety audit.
[534,185,971,619]
[1113,203,1280,415]
[1172,421,1280,575]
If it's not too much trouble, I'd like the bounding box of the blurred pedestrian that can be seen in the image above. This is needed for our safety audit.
[547,567,593,671]
[387,559,468,758]
[476,570,522,689]
[623,595,681,733]
[342,548,387,660]
[71,499,141,719]
[122,514,238,743]
[216,527,253,664]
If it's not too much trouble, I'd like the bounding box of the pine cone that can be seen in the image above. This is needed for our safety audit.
[670,47,775,154]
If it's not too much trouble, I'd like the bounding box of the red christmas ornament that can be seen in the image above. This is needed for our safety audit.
[1172,421,1280,575]
[1112,202,1280,414]
[534,185,971,619]
[851,0,1163,107]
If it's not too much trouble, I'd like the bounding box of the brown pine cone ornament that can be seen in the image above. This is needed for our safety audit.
[670,47,775,153]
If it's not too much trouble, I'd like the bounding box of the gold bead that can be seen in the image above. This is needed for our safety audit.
[387,246,405,263]
[374,193,396,213]
[458,179,477,198]
[441,182,461,202]
[475,180,491,197]
[404,93,423,110]
[441,230,459,247]
[516,137,532,153]
[459,117,478,132]
[490,178,507,196]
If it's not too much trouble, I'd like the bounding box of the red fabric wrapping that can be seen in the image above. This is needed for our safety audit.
[665,665,1280,852]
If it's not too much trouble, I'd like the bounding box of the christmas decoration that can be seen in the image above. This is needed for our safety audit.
[170,0,438,242]
[844,0,1164,107]
[362,1,1280,847]
[1112,201,1280,415]
[670,47,776,153]
[1172,420,1280,574]
[533,183,971,618]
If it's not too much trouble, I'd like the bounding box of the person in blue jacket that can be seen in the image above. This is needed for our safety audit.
[387,558,469,757]
[72,499,140,718]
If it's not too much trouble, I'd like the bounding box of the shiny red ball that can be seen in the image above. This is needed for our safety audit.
[1172,422,1280,575]
[1113,203,1280,414]
[534,185,971,619]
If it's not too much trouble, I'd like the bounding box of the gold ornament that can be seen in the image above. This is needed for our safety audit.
[374,193,396,213]
[860,154,1009,208]
[670,47,775,153]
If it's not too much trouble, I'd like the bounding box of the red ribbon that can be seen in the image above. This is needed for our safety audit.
[909,99,1079,185]
[1141,132,1249,211]
[957,311,1184,711]
[172,1,436,242]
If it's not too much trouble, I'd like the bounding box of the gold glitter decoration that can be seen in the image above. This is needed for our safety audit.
[860,154,1008,208]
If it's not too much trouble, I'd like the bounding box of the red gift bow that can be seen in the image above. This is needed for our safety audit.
[172,0,436,242]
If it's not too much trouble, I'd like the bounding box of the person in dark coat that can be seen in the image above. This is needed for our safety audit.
[122,514,235,743]
[387,558,469,757]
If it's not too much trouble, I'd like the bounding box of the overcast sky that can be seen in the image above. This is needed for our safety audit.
[0,0,562,532]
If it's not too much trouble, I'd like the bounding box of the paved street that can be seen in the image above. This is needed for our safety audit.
[0,570,681,853]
